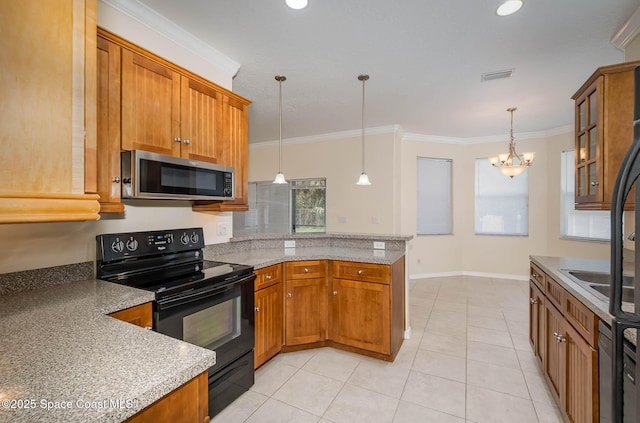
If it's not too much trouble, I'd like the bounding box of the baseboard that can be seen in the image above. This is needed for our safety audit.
[410,271,528,281]
[404,326,412,340]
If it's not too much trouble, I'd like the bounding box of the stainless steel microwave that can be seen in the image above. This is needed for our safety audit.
[121,150,234,201]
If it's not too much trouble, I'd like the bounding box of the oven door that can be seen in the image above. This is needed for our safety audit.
[154,274,255,371]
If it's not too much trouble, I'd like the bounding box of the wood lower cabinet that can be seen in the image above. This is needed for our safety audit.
[108,302,153,328]
[254,265,284,369]
[329,259,405,360]
[125,371,209,423]
[530,262,599,423]
[528,280,545,365]
[284,262,328,346]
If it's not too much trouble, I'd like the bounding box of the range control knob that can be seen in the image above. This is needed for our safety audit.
[190,232,199,244]
[180,233,190,245]
[126,238,139,252]
[111,240,125,253]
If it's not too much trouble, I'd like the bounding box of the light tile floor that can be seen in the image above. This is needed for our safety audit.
[212,276,564,423]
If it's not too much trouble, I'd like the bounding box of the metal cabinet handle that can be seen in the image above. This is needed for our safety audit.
[304,268,309,273]
[357,270,363,275]
[287,293,292,298]
[591,181,599,186]
[255,307,260,312]
[266,275,272,280]
[144,326,152,330]
[174,137,181,143]
[529,298,537,305]
[333,291,338,296]
[112,176,121,183]
[531,272,539,278]
[558,335,566,343]
[183,139,190,145]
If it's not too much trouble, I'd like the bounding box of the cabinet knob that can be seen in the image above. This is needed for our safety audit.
[287,293,292,298]
[529,298,537,305]
[266,275,272,280]
[558,335,566,343]
[304,267,309,273]
[591,181,599,186]
[254,307,260,312]
[144,326,152,330]
[112,176,121,183]
[183,139,190,145]
[174,137,181,143]
[357,270,363,275]
[333,291,338,296]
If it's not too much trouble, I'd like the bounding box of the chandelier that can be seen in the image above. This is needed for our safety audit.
[488,107,535,178]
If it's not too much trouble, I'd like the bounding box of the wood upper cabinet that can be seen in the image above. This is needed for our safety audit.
[254,273,283,369]
[0,0,100,223]
[108,302,153,328]
[180,77,220,163]
[121,48,182,157]
[284,261,328,345]
[95,36,124,213]
[572,61,640,210]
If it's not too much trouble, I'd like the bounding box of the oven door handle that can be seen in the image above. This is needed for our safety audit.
[156,274,254,311]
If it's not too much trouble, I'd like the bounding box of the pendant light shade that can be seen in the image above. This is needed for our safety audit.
[273,75,287,184]
[356,74,372,186]
[488,107,535,179]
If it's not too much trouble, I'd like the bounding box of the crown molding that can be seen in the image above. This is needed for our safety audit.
[250,125,400,150]
[401,124,573,145]
[100,0,240,77]
[611,5,640,50]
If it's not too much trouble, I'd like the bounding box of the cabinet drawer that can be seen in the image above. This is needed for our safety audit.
[530,263,546,291]
[286,260,327,279]
[564,293,599,347]
[255,264,282,291]
[545,275,566,311]
[332,261,391,285]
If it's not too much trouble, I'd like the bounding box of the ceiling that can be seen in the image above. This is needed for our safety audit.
[136,0,639,143]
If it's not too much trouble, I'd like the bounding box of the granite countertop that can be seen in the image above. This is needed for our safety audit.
[0,280,216,423]
[205,247,406,269]
[530,255,636,345]
[230,233,414,242]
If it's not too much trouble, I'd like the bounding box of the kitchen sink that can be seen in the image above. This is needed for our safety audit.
[563,270,634,286]
[588,284,635,303]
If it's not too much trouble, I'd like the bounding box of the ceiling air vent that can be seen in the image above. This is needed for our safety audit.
[481,69,514,82]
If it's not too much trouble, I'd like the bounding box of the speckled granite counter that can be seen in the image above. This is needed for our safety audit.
[0,280,216,423]
[204,233,411,269]
[530,255,636,345]
[205,247,406,269]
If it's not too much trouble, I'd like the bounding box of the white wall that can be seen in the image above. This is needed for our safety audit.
[0,4,236,275]
[248,128,400,234]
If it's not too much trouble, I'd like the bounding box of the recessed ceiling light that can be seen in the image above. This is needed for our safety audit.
[286,0,308,10]
[496,0,523,16]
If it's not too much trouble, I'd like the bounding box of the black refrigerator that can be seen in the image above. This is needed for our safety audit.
[609,65,640,423]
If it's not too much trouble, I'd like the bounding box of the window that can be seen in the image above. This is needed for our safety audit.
[417,157,452,235]
[475,158,528,236]
[560,150,610,240]
[233,178,326,235]
[291,179,326,233]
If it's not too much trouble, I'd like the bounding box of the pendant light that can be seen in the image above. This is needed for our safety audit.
[356,74,371,185]
[273,75,287,184]
[488,107,535,178]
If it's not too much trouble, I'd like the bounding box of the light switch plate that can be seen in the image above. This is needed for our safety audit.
[284,240,296,248]
[373,241,385,250]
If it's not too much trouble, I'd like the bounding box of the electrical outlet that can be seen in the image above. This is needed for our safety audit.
[284,240,296,248]
[373,241,385,250]
[217,223,229,236]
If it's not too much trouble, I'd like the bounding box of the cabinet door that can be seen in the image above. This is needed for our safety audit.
[180,76,219,163]
[529,281,545,365]
[574,79,602,205]
[563,322,598,423]
[285,278,328,345]
[544,300,565,405]
[254,282,283,369]
[121,49,181,156]
[330,278,390,354]
[108,302,152,328]
[96,36,124,213]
